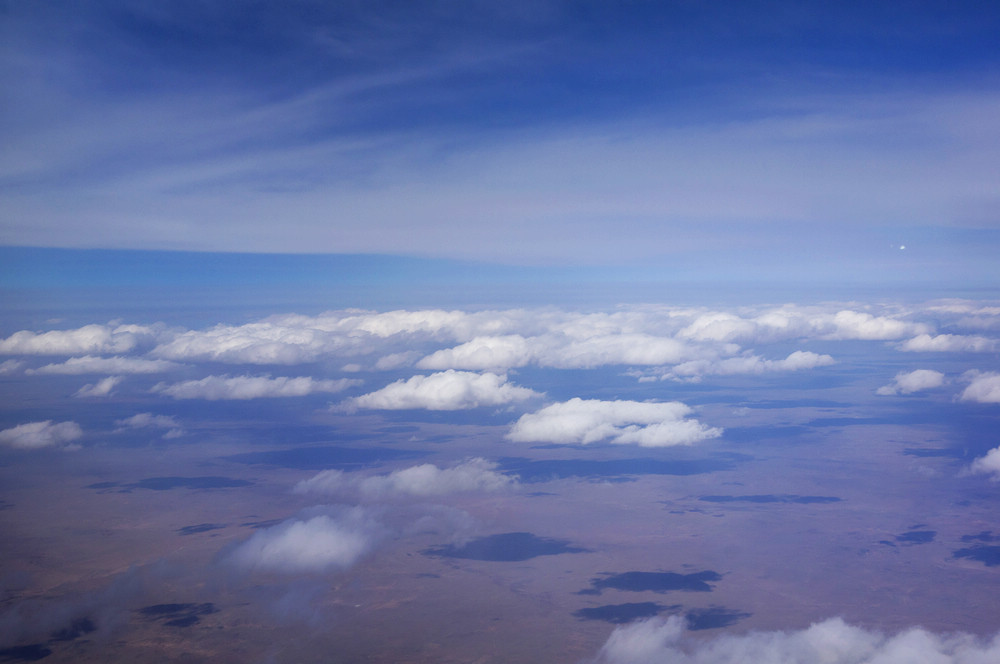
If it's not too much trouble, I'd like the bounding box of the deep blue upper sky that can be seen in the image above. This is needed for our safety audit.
[1,1,999,284]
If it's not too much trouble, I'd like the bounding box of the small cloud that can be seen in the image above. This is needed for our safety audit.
[0,420,83,450]
[959,371,1000,404]
[153,375,361,400]
[876,369,945,395]
[0,359,25,374]
[226,508,383,574]
[507,398,722,447]
[898,334,998,352]
[74,376,123,398]
[970,446,1000,480]
[344,370,539,411]
[294,458,516,499]
[115,412,184,439]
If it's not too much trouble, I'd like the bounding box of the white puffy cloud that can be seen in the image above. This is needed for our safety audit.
[0,420,83,450]
[74,376,122,398]
[28,355,180,374]
[417,335,534,370]
[345,370,539,411]
[115,412,184,439]
[970,446,1000,481]
[507,398,722,447]
[898,334,999,352]
[0,324,158,356]
[153,375,361,400]
[960,372,1000,404]
[294,458,516,498]
[594,615,1000,664]
[876,369,946,396]
[227,509,383,574]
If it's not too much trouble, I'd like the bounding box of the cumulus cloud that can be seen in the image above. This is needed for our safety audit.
[115,412,184,439]
[345,370,538,411]
[74,376,123,398]
[0,359,24,374]
[593,615,1000,664]
[959,372,1000,404]
[970,446,1000,481]
[27,355,180,374]
[417,335,535,370]
[0,420,83,450]
[294,458,516,499]
[153,375,361,400]
[876,369,946,395]
[227,508,383,574]
[507,398,722,447]
[899,334,998,352]
[0,324,158,356]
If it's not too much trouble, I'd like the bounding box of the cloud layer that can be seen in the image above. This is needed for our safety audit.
[294,458,516,499]
[594,616,1000,664]
[508,399,722,447]
[153,375,360,400]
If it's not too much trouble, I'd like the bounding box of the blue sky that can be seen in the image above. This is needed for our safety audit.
[2,1,999,284]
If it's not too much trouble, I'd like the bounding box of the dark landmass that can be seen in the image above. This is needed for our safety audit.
[961,531,1000,543]
[582,571,721,594]
[896,530,936,545]
[953,545,1000,567]
[133,477,252,490]
[0,644,51,662]
[573,602,675,623]
[240,519,285,529]
[223,445,424,470]
[138,603,218,628]
[50,617,96,642]
[422,532,589,562]
[177,523,227,535]
[699,494,841,504]
[497,457,736,483]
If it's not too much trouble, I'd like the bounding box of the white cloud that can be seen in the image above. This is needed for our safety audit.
[345,370,538,411]
[668,350,834,380]
[594,615,1000,664]
[960,372,1000,404]
[28,355,180,374]
[417,335,534,371]
[0,420,83,450]
[115,412,184,439]
[970,446,1000,481]
[0,324,158,356]
[227,509,382,574]
[876,369,946,396]
[294,458,516,498]
[507,398,722,447]
[899,334,998,352]
[153,375,360,400]
[0,359,25,375]
[74,376,123,398]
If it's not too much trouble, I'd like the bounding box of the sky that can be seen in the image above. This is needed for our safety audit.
[2,2,1000,664]
[1,0,1000,283]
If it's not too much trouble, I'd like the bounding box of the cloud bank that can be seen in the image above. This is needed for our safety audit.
[594,615,1000,664]
[508,399,722,447]
[345,370,538,411]
[294,458,516,499]
[0,420,83,450]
